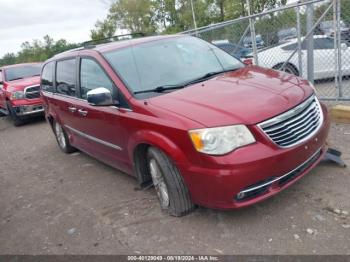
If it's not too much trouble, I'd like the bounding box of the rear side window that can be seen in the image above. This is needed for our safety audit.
[56,59,76,97]
[0,70,3,83]
[41,62,54,92]
[314,38,334,50]
[282,42,308,50]
[80,58,115,99]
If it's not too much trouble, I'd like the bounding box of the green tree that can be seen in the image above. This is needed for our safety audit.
[90,0,291,38]
[109,0,157,33]
[91,19,117,40]
[0,53,16,67]
[0,35,79,67]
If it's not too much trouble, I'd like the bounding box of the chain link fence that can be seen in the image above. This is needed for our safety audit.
[183,0,350,101]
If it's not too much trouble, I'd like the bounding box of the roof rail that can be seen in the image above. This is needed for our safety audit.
[83,32,145,48]
[53,46,85,57]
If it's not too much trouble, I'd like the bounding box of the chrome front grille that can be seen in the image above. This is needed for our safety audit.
[258,95,323,148]
[24,85,41,99]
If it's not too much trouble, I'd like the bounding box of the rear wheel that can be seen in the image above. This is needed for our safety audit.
[53,120,76,153]
[147,147,195,216]
[6,101,23,126]
[273,63,299,76]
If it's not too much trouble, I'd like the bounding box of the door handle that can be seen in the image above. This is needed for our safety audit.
[78,109,88,116]
[68,106,77,113]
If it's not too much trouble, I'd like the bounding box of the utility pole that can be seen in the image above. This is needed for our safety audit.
[190,0,197,31]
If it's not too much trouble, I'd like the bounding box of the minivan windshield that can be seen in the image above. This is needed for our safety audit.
[103,36,244,96]
[5,64,42,81]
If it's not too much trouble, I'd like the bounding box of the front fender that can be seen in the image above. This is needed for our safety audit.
[128,129,189,166]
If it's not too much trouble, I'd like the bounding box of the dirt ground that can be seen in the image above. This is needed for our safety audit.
[0,110,349,255]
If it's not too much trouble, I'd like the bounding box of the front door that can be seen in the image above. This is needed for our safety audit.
[67,57,129,172]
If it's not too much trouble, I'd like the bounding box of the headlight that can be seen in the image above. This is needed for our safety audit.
[189,125,256,155]
[10,91,25,100]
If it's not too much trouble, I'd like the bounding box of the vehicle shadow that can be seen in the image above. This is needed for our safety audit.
[0,115,46,127]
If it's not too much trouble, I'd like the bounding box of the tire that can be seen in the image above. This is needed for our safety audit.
[273,63,299,76]
[147,147,195,216]
[6,101,24,126]
[53,120,76,154]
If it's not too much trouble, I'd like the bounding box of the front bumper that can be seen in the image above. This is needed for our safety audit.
[13,104,44,116]
[10,98,44,117]
[179,105,330,210]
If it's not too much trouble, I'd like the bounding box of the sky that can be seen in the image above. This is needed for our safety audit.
[0,0,111,57]
[0,0,316,58]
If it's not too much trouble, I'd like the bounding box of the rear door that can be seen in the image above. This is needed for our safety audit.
[51,58,84,146]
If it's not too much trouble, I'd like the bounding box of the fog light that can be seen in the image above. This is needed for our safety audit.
[236,192,245,200]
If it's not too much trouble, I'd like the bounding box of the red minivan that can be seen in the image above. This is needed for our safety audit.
[41,35,330,216]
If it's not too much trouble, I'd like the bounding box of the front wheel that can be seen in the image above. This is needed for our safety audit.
[53,120,76,153]
[273,63,299,76]
[147,147,195,216]
[6,101,23,126]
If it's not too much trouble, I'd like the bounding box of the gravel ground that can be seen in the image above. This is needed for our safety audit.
[0,112,349,255]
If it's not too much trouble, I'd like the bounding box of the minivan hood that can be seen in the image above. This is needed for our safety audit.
[149,66,313,127]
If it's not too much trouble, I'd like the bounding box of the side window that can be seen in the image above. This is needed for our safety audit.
[80,58,115,99]
[314,38,334,50]
[41,62,54,92]
[0,70,3,82]
[283,42,309,50]
[56,59,76,97]
[282,43,297,51]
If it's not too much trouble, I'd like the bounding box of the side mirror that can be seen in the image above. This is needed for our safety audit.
[87,87,114,106]
[341,43,348,51]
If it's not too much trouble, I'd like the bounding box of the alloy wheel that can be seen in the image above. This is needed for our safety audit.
[55,122,66,149]
[149,158,170,209]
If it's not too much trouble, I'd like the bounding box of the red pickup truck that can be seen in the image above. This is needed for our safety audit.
[0,63,44,126]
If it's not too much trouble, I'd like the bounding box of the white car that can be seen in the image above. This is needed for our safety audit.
[254,35,349,80]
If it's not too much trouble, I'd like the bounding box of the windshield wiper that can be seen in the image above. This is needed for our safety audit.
[133,69,236,95]
[9,77,24,81]
[134,84,185,95]
[183,69,236,86]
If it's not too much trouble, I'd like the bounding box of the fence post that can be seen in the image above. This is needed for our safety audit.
[190,0,198,35]
[306,2,314,84]
[296,1,303,78]
[335,0,343,98]
[246,0,259,65]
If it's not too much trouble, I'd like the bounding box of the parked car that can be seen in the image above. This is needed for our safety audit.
[316,20,350,43]
[243,34,265,49]
[212,40,250,58]
[278,27,297,44]
[41,35,329,216]
[0,63,44,126]
[253,35,349,80]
